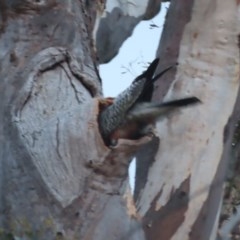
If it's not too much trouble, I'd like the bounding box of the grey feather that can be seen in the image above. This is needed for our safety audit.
[99,79,147,138]
[127,97,201,123]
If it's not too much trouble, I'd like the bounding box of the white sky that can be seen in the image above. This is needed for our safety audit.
[99,3,169,190]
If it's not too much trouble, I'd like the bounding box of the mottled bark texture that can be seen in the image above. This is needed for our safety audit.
[134,0,194,202]
[218,70,240,238]
[0,0,156,239]
[1,0,239,239]
[134,0,240,240]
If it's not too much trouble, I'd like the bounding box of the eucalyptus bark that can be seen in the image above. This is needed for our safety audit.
[1,0,239,240]
[135,1,240,240]
[0,0,152,239]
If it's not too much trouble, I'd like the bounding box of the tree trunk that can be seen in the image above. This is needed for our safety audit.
[135,0,240,240]
[0,0,160,239]
[1,0,239,239]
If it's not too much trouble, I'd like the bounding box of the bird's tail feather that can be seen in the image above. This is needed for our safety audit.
[134,58,159,82]
[127,97,201,122]
[151,63,177,83]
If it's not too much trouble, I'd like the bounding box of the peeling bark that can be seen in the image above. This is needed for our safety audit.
[135,0,240,240]
[1,0,239,239]
[217,74,240,239]
[0,0,152,239]
[135,0,194,202]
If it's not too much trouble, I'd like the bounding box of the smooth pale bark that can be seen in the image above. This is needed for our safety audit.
[0,0,164,239]
[135,0,240,240]
[1,0,239,239]
[135,0,194,202]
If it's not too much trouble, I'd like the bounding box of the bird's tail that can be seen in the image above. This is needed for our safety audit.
[127,97,201,122]
[134,58,160,82]
[151,63,178,83]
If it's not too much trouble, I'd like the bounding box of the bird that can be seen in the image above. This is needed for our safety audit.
[98,58,200,146]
